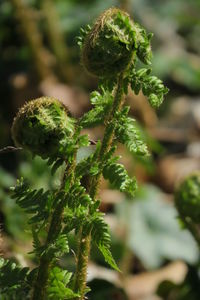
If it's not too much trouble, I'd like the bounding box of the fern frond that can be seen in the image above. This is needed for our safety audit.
[134,23,153,65]
[102,159,137,196]
[115,107,149,157]
[75,141,102,178]
[11,178,53,224]
[63,207,86,235]
[32,226,42,256]
[66,181,92,210]
[75,154,94,178]
[80,90,113,128]
[39,234,69,260]
[85,213,119,271]
[129,68,168,107]
[0,258,34,298]
[62,182,93,234]
[47,267,79,299]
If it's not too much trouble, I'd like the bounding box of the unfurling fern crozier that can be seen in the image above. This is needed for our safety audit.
[81,8,138,77]
[12,97,74,159]
[175,172,200,247]
[175,172,200,224]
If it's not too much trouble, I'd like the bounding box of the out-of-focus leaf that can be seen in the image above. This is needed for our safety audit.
[116,184,199,269]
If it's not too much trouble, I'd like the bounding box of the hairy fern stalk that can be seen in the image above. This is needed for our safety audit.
[0,7,168,300]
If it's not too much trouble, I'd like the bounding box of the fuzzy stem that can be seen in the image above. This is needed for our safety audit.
[90,73,124,199]
[32,158,76,300]
[74,230,91,298]
[73,73,125,299]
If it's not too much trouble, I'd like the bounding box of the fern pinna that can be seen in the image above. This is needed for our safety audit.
[0,7,168,300]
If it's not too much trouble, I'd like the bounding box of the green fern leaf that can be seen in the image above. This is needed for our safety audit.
[46,234,69,259]
[98,244,120,272]
[80,90,113,128]
[77,24,91,48]
[0,258,34,298]
[87,213,120,271]
[47,267,79,299]
[134,23,153,65]
[66,181,92,210]
[11,178,53,225]
[103,160,137,196]
[75,141,102,178]
[115,108,149,157]
[130,68,168,107]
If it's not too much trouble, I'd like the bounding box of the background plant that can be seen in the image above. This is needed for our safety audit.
[157,172,200,300]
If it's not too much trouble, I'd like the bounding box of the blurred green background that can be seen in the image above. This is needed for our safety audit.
[0,0,200,299]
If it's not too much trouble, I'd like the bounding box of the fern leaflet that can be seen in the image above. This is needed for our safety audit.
[47,267,78,299]
[103,159,137,196]
[80,90,113,128]
[11,178,53,224]
[0,258,36,298]
[129,67,168,107]
[85,213,120,271]
[115,107,149,157]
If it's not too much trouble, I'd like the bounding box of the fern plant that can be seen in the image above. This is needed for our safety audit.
[156,172,200,300]
[175,172,200,247]
[0,7,168,300]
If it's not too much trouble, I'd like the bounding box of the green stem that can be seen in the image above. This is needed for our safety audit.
[74,230,91,298]
[90,73,125,199]
[73,73,125,299]
[32,158,76,300]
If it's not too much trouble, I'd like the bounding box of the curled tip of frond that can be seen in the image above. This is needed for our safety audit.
[11,97,74,159]
[80,7,153,78]
[175,172,200,224]
[81,7,136,77]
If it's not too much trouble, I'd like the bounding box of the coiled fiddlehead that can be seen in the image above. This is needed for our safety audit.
[81,8,138,77]
[12,97,74,159]
[175,172,200,246]
[175,172,200,224]
[79,7,153,78]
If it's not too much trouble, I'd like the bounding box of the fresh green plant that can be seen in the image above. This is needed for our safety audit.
[156,172,200,300]
[175,172,200,247]
[0,7,168,300]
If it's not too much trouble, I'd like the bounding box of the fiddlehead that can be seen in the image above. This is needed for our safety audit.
[81,8,137,77]
[175,172,200,247]
[11,97,80,300]
[12,97,75,160]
